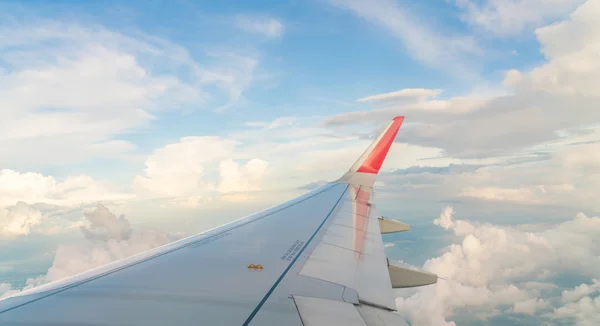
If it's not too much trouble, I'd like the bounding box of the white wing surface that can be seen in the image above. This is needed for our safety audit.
[0,116,437,325]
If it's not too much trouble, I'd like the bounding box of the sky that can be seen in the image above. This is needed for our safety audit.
[0,0,599,325]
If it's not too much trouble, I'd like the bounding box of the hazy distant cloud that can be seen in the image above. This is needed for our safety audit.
[235,15,284,38]
[511,298,550,315]
[0,202,43,237]
[377,137,600,212]
[0,169,132,209]
[1,205,179,300]
[384,164,483,176]
[356,88,441,103]
[0,170,133,238]
[298,180,329,190]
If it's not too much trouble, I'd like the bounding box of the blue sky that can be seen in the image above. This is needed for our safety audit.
[1,0,600,325]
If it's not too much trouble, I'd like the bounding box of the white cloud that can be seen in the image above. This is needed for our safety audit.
[217,159,268,193]
[134,136,270,201]
[561,279,600,303]
[453,0,584,36]
[325,88,489,127]
[526,0,600,97]
[134,136,236,197]
[0,202,44,236]
[551,288,600,325]
[1,204,179,300]
[503,69,523,87]
[328,0,481,73]
[0,23,198,167]
[511,298,550,315]
[195,51,259,111]
[0,20,261,168]
[80,204,132,241]
[235,15,284,38]
[356,88,441,103]
[0,169,133,209]
[326,1,600,159]
[395,206,600,325]
[0,169,133,237]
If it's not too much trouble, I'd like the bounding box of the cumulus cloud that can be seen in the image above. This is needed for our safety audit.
[217,158,268,193]
[511,298,549,315]
[134,136,269,203]
[551,291,600,325]
[395,206,600,325]
[1,204,179,299]
[561,279,600,303]
[0,169,134,237]
[80,204,132,241]
[0,202,44,237]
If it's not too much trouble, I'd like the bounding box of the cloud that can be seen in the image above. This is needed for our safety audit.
[235,15,284,38]
[561,279,600,303]
[195,51,259,111]
[356,88,441,103]
[0,169,133,209]
[0,22,199,168]
[80,204,132,241]
[217,159,268,193]
[0,169,134,238]
[325,1,600,159]
[324,88,489,127]
[0,202,44,236]
[511,298,550,315]
[134,136,269,200]
[1,204,179,299]
[0,19,261,169]
[551,291,600,325]
[394,206,600,325]
[452,0,584,36]
[328,0,481,74]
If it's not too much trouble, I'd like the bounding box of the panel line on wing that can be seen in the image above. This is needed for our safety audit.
[241,184,350,326]
[0,183,341,316]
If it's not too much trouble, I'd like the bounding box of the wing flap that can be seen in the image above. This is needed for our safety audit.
[294,296,368,326]
[357,305,409,326]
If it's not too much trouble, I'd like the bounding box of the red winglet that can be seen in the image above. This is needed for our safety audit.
[354,116,404,174]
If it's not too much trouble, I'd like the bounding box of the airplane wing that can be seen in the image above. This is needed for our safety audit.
[0,116,437,326]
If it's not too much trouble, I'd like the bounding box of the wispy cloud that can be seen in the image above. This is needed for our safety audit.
[452,0,585,36]
[235,14,284,38]
[328,0,482,75]
[356,88,441,103]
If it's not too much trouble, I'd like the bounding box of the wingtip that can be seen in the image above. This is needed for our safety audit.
[352,116,404,175]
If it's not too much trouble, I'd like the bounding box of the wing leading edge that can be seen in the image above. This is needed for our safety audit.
[0,116,437,326]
